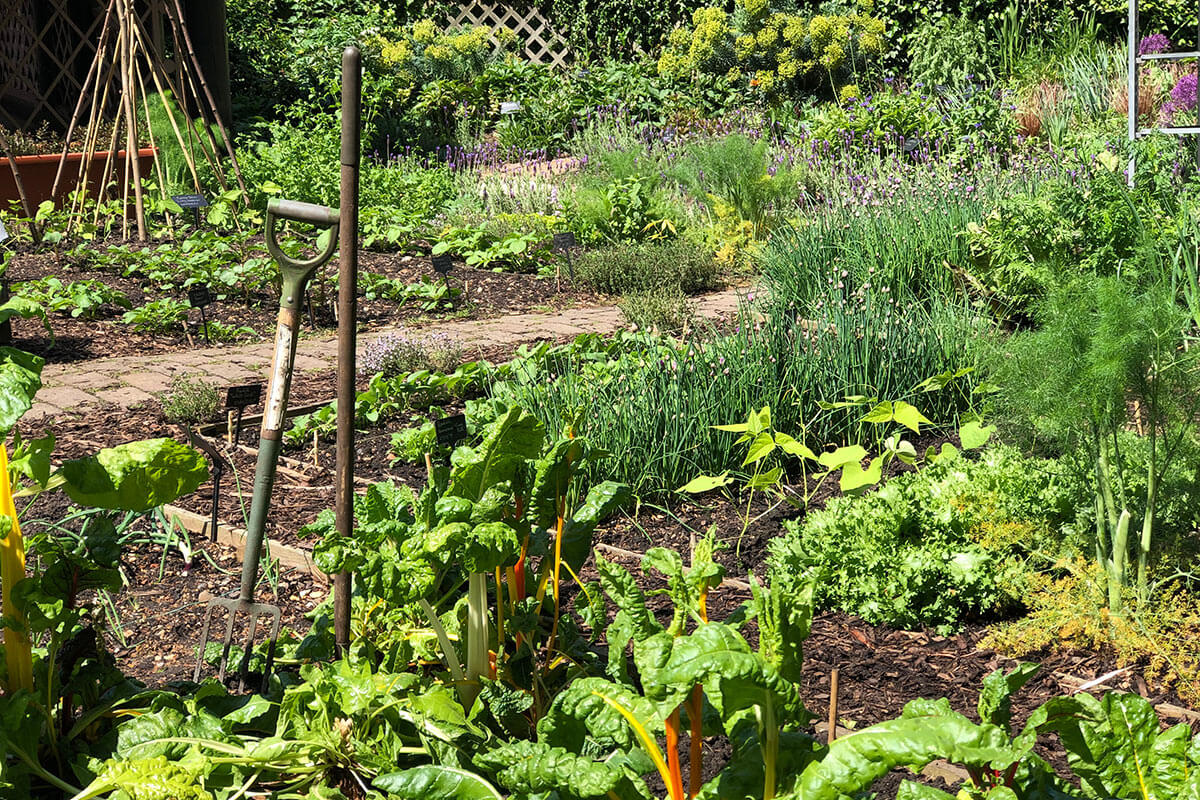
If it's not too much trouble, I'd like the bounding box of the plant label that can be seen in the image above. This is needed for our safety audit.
[432,253,454,275]
[172,193,209,210]
[188,284,214,309]
[0,219,7,243]
[173,193,208,228]
[552,231,577,252]
[499,101,522,115]
[435,414,468,449]
[225,383,263,410]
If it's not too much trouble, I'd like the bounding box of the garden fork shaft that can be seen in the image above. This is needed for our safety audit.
[195,198,339,692]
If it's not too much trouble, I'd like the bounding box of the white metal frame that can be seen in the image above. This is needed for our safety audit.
[1128,0,1200,176]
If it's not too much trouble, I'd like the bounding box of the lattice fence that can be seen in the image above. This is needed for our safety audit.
[447,2,571,68]
[0,0,165,132]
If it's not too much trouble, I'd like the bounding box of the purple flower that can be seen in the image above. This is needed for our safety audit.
[1139,33,1172,55]
[1163,73,1198,123]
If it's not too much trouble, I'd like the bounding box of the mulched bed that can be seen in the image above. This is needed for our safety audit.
[16,348,1200,799]
[4,239,601,364]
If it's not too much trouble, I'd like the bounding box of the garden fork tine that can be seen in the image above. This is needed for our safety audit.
[195,198,338,692]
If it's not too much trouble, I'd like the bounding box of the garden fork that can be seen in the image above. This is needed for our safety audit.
[195,198,339,692]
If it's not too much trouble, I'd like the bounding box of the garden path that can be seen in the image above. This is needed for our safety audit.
[28,288,744,420]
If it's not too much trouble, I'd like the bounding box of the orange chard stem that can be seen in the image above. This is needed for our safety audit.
[666,707,685,800]
[688,685,703,797]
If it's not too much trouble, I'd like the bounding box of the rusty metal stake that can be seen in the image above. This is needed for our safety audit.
[333,45,361,656]
[828,667,840,745]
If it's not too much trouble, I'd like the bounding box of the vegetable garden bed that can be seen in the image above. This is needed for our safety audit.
[3,240,599,363]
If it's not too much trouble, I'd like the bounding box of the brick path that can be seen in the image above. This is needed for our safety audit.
[29,289,743,420]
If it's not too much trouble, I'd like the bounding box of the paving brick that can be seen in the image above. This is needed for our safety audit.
[94,386,155,408]
[122,371,174,393]
[37,385,99,409]
[24,402,63,421]
[55,369,121,389]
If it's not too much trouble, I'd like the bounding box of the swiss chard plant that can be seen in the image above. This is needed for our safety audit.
[312,405,630,712]
[0,346,208,797]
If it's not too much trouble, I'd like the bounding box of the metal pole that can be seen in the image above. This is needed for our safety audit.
[1127,0,1139,181]
[333,45,361,656]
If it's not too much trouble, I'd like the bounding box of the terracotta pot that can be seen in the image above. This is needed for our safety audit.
[0,148,157,211]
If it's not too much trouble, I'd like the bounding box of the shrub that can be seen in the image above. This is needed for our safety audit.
[567,175,681,245]
[965,166,1170,311]
[769,446,1081,630]
[657,0,886,100]
[808,82,1016,155]
[907,14,995,90]
[159,374,220,425]
[671,134,807,235]
[574,239,721,295]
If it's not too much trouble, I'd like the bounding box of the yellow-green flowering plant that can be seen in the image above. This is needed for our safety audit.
[658,0,885,100]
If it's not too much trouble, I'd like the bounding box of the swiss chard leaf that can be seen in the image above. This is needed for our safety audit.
[474,739,626,799]
[538,676,666,754]
[60,439,208,511]
[374,765,502,799]
[450,407,544,502]
[0,347,43,436]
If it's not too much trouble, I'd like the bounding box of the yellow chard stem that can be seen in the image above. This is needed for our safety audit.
[0,445,32,692]
[593,690,682,800]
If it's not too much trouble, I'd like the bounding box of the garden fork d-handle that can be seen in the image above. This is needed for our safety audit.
[265,198,340,307]
[237,198,339,604]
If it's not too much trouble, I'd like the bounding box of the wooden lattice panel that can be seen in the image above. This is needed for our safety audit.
[448,2,571,68]
[0,0,164,132]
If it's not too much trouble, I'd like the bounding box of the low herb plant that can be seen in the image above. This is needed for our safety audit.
[617,287,694,334]
[359,332,464,379]
[158,374,220,426]
[574,239,720,295]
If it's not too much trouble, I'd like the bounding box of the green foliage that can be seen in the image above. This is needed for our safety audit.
[157,374,220,426]
[391,420,437,464]
[13,277,130,319]
[568,174,680,245]
[769,446,1081,629]
[808,83,1016,155]
[966,167,1170,312]
[671,134,804,234]
[0,347,43,436]
[907,14,995,89]
[59,439,209,513]
[987,278,1200,611]
[574,239,721,296]
[759,167,995,305]
[361,273,460,310]
[121,299,190,333]
[495,287,978,496]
